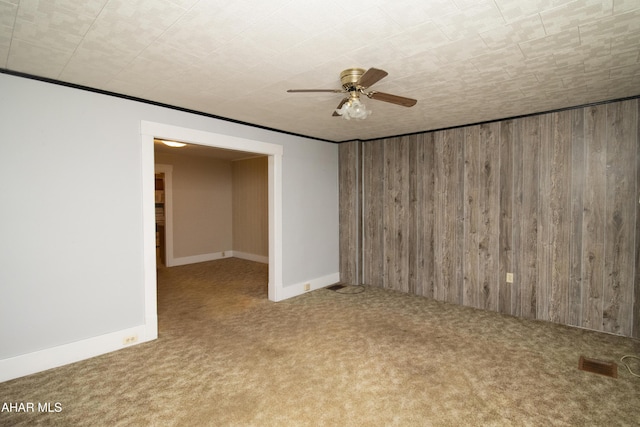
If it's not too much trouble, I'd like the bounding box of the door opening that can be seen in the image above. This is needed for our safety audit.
[141,120,284,341]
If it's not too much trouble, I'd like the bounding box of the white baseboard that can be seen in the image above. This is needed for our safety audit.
[279,272,341,300]
[0,325,154,383]
[169,251,267,267]
[231,251,268,264]
[169,251,228,266]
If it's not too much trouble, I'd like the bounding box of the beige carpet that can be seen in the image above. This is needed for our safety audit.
[1,258,639,426]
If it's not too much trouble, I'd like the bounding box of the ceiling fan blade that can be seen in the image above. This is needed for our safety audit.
[332,98,349,116]
[357,68,388,88]
[368,91,417,107]
[287,89,344,93]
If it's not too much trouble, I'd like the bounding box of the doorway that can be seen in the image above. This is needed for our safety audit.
[141,120,284,341]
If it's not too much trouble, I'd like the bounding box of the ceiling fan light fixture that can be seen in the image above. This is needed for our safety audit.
[335,98,371,120]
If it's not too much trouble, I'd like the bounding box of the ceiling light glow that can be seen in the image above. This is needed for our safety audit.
[160,140,187,148]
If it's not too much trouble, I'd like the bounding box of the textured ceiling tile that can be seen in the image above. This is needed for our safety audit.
[0,46,7,68]
[584,49,639,70]
[12,18,84,52]
[80,0,186,55]
[7,38,70,78]
[561,69,611,88]
[240,19,309,55]
[271,0,351,34]
[502,54,557,78]
[433,0,506,40]
[610,30,640,56]
[479,14,546,49]
[539,0,613,35]
[613,0,640,13]
[30,0,109,17]
[493,0,574,23]
[60,43,139,86]
[378,0,459,28]
[536,62,586,81]
[470,45,526,74]
[386,22,451,56]
[518,27,580,58]
[431,35,490,63]
[579,8,640,37]
[0,1,17,27]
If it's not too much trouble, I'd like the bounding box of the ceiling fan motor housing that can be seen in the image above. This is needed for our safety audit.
[340,68,365,90]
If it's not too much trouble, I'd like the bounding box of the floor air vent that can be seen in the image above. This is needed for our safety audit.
[578,356,618,378]
[327,284,346,291]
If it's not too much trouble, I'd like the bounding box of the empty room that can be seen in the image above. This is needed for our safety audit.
[1,1,639,425]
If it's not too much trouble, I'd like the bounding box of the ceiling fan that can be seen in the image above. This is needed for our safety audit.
[287,67,417,120]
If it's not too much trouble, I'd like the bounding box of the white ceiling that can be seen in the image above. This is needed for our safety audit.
[2,0,639,142]
[154,138,261,160]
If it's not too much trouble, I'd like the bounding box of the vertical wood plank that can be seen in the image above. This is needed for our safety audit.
[435,128,464,304]
[549,110,572,324]
[634,99,640,339]
[339,141,359,284]
[499,120,514,315]
[581,104,607,330]
[434,129,459,303]
[568,108,585,327]
[512,119,524,317]
[464,125,480,309]
[409,135,419,295]
[419,133,436,298]
[479,122,500,312]
[603,100,636,335]
[537,114,552,321]
[520,115,540,319]
[384,137,410,292]
[454,128,465,306]
[362,140,385,287]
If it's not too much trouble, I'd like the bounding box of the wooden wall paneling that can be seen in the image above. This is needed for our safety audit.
[549,110,572,324]
[537,114,552,321]
[463,125,480,308]
[419,133,436,298]
[603,100,636,335]
[520,115,540,319]
[362,140,385,287]
[434,129,464,304]
[499,120,514,315]
[384,137,411,292]
[342,98,639,338]
[408,135,419,295]
[512,119,524,317]
[635,99,640,339]
[339,141,360,284]
[479,122,500,312]
[454,128,466,307]
[581,104,607,331]
[434,130,452,302]
[568,108,585,327]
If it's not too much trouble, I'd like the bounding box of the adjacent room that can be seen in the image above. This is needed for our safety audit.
[1,1,639,425]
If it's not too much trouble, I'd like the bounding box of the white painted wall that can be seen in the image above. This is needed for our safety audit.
[0,73,339,381]
[155,152,234,259]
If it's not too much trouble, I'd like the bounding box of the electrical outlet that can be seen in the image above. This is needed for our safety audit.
[221,251,225,257]
[304,283,311,291]
[122,335,138,346]
[506,273,514,283]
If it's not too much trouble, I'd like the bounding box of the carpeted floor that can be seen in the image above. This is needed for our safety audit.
[1,258,639,426]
